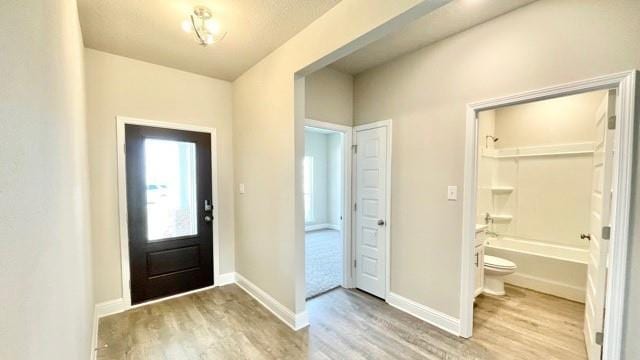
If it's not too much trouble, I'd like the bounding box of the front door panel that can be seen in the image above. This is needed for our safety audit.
[125,125,213,304]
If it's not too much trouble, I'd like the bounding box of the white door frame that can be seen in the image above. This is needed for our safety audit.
[304,118,354,288]
[116,116,221,308]
[353,119,393,299]
[459,71,636,360]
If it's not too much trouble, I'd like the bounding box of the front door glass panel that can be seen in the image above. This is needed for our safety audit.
[144,138,198,241]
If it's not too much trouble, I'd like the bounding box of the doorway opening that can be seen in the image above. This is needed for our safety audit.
[302,117,393,304]
[460,71,635,360]
[303,121,350,299]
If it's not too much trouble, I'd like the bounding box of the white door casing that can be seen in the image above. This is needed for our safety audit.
[354,122,390,299]
[584,90,616,360]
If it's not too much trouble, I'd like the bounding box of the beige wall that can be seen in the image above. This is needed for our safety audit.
[353,2,640,357]
[85,49,235,303]
[233,0,445,314]
[305,67,354,126]
[0,1,93,358]
[494,91,604,148]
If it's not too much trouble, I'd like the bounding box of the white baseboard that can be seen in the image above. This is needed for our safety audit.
[95,298,128,318]
[235,273,309,331]
[216,272,237,286]
[387,292,460,336]
[91,298,128,359]
[304,223,340,231]
[505,273,585,303]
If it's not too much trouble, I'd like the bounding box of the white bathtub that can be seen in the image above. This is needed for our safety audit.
[484,236,588,302]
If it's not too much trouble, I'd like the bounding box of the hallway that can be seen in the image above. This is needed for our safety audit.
[96,284,585,359]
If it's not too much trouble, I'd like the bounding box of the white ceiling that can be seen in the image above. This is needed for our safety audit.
[78,0,341,81]
[331,0,538,75]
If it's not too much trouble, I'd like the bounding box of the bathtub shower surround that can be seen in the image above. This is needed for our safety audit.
[476,91,606,302]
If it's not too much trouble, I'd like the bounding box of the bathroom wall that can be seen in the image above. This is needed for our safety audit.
[494,91,604,148]
[478,91,604,250]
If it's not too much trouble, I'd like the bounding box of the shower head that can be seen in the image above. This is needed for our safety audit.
[485,135,499,148]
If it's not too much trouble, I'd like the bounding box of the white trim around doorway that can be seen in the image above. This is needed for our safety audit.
[353,119,393,299]
[459,71,636,360]
[115,116,222,308]
[304,118,354,288]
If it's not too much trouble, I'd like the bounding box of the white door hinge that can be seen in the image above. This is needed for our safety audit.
[602,226,611,240]
[354,202,357,211]
[353,259,357,268]
[352,144,358,153]
[608,115,616,130]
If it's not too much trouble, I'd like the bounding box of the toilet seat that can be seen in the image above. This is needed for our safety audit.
[484,255,516,270]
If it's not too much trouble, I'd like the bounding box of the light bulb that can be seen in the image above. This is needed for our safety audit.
[204,20,221,35]
[181,19,192,33]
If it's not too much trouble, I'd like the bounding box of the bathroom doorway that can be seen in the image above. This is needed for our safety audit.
[303,120,352,299]
[460,72,635,360]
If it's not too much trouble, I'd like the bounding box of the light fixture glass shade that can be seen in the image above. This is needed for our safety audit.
[182,6,226,46]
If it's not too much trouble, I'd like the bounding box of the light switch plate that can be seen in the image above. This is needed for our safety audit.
[239,183,246,194]
[447,186,457,201]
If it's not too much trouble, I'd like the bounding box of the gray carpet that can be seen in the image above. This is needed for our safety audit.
[305,229,343,298]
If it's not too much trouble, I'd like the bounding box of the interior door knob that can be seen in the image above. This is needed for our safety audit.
[377,219,385,226]
[580,233,591,241]
[204,215,213,223]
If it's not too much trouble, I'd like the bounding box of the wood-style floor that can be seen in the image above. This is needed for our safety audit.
[97,284,586,359]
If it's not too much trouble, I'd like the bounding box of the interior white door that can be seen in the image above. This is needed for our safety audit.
[584,90,616,360]
[354,125,388,298]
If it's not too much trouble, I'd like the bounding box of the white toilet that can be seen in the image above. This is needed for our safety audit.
[483,255,517,296]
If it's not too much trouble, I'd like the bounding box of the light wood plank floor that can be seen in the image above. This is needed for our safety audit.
[97,284,586,359]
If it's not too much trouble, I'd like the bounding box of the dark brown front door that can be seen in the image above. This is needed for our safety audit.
[125,124,213,304]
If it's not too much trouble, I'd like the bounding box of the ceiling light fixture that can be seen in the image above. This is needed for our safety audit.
[182,6,226,46]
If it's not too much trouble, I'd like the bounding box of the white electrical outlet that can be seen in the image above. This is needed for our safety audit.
[239,183,246,194]
[447,186,457,201]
